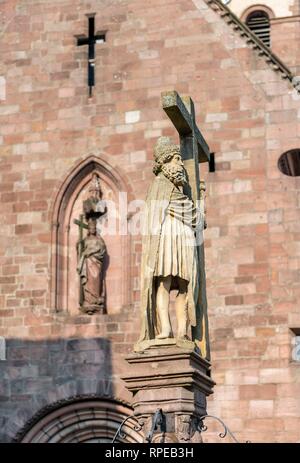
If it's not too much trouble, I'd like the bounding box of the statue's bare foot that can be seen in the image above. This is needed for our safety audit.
[156,332,172,339]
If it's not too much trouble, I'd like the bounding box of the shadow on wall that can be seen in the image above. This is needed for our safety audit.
[0,337,117,442]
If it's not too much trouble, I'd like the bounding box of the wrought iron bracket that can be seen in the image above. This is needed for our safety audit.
[146,409,165,443]
[112,415,143,443]
[111,412,251,443]
[198,414,251,443]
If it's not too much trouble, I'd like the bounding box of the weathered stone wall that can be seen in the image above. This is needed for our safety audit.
[0,0,300,443]
[271,19,300,73]
[0,337,115,442]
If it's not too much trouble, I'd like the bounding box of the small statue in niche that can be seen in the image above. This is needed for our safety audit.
[77,218,107,314]
[74,173,107,315]
[83,172,107,220]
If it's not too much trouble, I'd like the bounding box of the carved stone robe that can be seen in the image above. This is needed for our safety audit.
[138,173,201,342]
[77,234,106,309]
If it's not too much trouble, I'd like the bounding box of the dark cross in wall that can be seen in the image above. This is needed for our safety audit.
[75,13,106,97]
[161,90,211,359]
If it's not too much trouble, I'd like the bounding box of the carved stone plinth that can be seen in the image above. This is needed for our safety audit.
[79,301,105,315]
[122,347,215,443]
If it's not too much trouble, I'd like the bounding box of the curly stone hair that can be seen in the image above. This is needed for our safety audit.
[153,136,181,175]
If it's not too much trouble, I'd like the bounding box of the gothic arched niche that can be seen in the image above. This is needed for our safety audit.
[51,155,132,315]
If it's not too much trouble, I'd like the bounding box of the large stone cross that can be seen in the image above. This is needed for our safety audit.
[161,90,211,359]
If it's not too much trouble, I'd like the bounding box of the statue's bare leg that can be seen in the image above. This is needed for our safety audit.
[176,278,189,339]
[156,275,172,339]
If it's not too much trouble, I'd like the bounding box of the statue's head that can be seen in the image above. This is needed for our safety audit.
[83,173,103,219]
[87,218,97,236]
[88,173,102,200]
[153,136,187,186]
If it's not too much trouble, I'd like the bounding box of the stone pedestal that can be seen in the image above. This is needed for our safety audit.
[122,346,215,443]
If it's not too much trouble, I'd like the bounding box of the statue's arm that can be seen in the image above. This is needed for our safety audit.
[194,206,206,232]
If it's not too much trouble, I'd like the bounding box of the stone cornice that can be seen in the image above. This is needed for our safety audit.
[270,15,300,24]
[203,0,299,92]
[123,348,215,396]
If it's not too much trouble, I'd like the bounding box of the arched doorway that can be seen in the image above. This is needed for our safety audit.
[15,397,143,443]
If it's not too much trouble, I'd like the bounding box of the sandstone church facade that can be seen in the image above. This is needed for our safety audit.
[0,0,299,443]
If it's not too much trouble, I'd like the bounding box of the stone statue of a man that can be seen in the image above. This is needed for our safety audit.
[136,137,204,351]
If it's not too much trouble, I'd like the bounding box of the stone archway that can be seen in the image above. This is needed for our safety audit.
[14,397,143,443]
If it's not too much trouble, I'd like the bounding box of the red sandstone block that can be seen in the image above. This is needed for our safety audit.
[255,277,271,293]
[256,327,276,337]
[15,290,31,298]
[279,345,291,359]
[1,284,17,294]
[108,333,125,342]
[4,134,24,144]
[0,276,15,284]
[235,276,254,284]
[0,183,14,194]
[36,233,51,243]
[277,384,300,399]
[58,87,75,98]
[6,298,20,307]
[30,200,48,211]
[2,265,19,275]
[225,295,244,305]
[274,301,297,313]
[28,325,51,338]
[238,263,268,276]
[15,224,32,234]
[244,293,269,304]
[107,323,119,332]
[16,191,34,201]
[24,314,51,326]
[239,384,278,400]
[254,244,269,262]
[245,418,283,433]
[1,192,18,203]
[2,317,23,327]
[113,343,131,354]
[23,245,48,255]
[275,397,300,417]
[50,324,63,336]
[0,257,13,265]
[13,203,30,213]
[0,309,14,317]
[260,368,291,384]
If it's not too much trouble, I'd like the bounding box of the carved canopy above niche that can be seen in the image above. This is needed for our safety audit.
[51,155,132,315]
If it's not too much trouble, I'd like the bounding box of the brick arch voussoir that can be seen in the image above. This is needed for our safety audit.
[12,394,138,443]
[241,4,275,22]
